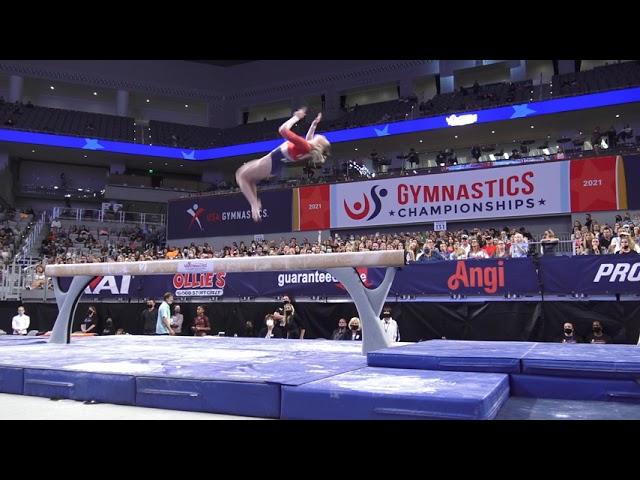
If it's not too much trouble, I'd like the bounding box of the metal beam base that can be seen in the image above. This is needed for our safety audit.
[328,267,398,355]
[49,275,94,344]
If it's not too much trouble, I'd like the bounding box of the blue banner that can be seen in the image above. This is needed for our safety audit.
[166,189,293,240]
[66,256,640,300]
[540,255,640,295]
[72,258,541,299]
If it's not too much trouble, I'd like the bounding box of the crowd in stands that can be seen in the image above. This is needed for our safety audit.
[572,212,640,254]
[27,212,636,283]
[0,207,35,265]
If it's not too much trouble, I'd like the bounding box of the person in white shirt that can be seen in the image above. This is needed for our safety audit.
[171,305,184,335]
[12,306,30,335]
[509,233,529,258]
[380,308,400,342]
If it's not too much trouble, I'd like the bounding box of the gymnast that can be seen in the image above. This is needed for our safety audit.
[235,107,330,221]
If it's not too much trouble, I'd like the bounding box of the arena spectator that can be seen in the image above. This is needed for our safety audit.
[12,306,30,335]
[560,322,581,343]
[510,233,529,258]
[171,305,184,335]
[156,292,175,336]
[259,314,285,339]
[188,305,209,336]
[141,299,157,335]
[540,230,559,256]
[585,321,612,344]
[331,318,350,340]
[78,305,98,334]
[380,307,400,342]
[346,317,362,341]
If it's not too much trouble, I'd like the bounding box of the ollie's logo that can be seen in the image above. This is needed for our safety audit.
[187,203,206,231]
[343,185,388,221]
[447,261,505,294]
[173,272,226,289]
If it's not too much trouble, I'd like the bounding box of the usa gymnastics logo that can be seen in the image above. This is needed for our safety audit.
[343,185,388,221]
[187,203,205,231]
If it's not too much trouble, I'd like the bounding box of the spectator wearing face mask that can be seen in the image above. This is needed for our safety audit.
[585,321,612,344]
[141,299,157,335]
[560,322,581,344]
[380,307,400,342]
[347,317,362,341]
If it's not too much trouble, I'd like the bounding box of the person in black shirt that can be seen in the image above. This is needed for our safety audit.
[78,306,98,334]
[560,322,581,343]
[239,320,255,338]
[102,317,115,336]
[274,295,305,339]
[585,321,612,344]
[599,226,613,250]
[331,318,350,340]
[141,299,157,335]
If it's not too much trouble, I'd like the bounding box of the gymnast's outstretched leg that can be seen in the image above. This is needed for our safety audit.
[235,154,272,221]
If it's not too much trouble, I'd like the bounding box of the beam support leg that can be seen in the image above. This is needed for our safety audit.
[328,267,398,355]
[48,276,94,344]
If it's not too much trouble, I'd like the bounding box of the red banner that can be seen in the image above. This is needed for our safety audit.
[297,185,331,231]
[570,156,618,212]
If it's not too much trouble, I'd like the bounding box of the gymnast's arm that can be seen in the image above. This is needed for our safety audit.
[306,112,322,140]
[279,108,307,140]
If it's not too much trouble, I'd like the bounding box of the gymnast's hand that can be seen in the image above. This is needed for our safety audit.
[313,112,322,123]
[294,108,307,119]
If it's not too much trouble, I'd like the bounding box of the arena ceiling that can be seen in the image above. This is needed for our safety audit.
[186,60,257,67]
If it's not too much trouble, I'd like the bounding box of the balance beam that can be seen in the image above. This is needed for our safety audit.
[45,251,406,354]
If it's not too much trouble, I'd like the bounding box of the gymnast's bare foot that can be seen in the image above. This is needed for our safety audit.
[251,202,262,222]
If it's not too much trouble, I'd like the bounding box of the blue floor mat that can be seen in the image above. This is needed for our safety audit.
[522,343,640,379]
[368,340,537,373]
[510,374,640,403]
[23,369,136,405]
[281,367,510,420]
[496,397,640,420]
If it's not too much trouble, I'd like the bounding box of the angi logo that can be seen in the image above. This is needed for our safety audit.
[187,203,205,231]
[343,185,388,221]
[447,261,504,294]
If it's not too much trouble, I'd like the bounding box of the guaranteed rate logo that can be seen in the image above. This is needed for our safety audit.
[343,185,388,221]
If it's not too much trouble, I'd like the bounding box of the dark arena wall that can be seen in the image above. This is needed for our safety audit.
[2,300,639,344]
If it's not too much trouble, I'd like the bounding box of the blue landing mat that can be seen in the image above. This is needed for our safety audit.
[510,374,640,403]
[23,369,136,405]
[0,336,368,417]
[367,340,537,373]
[281,367,510,420]
[521,343,640,379]
[0,336,48,346]
[496,397,640,420]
